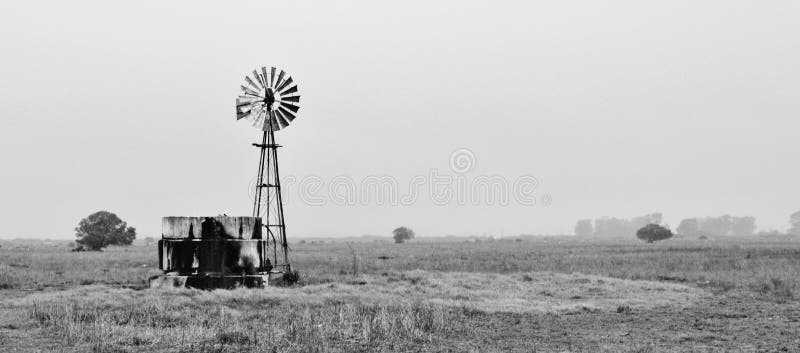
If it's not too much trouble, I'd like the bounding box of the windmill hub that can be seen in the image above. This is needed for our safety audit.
[151,67,300,290]
[263,89,275,109]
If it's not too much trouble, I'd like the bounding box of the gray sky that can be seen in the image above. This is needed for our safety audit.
[1,1,798,238]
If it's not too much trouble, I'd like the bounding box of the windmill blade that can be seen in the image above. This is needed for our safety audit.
[251,109,266,128]
[281,85,298,96]
[238,94,260,100]
[270,67,276,87]
[281,102,300,113]
[273,111,283,130]
[266,111,281,131]
[245,76,260,91]
[252,70,265,89]
[280,95,300,103]
[275,110,290,128]
[237,95,260,103]
[278,106,296,121]
[251,104,265,118]
[241,85,260,97]
[274,109,286,123]
[248,102,264,113]
[259,73,268,89]
[277,77,293,92]
[237,96,259,108]
[261,67,270,88]
[275,70,286,90]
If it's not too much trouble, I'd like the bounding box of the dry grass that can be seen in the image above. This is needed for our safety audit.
[296,236,800,299]
[2,237,799,299]
[0,244,157,290]
[17,285,456,352]
[5,269,705,352]
[1,236,799,352]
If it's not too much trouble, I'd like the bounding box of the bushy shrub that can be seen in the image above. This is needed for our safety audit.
[281,270,301,286]
[636,224,673,243]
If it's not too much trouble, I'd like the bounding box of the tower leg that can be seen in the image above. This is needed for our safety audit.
[269,129,289,268]
[253,132,268,217]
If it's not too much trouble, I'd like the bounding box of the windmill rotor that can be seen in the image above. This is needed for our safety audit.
[236,67,300,131]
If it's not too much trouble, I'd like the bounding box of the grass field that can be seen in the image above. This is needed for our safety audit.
[1,236,799,352]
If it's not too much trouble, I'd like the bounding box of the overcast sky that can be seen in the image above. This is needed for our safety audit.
[1,1,798,238]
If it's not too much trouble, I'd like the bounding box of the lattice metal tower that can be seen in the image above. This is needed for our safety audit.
[236,66,300,273]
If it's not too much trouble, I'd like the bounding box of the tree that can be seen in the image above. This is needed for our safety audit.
[74,211,136,251]
[630,213,663,232]
[636,224,673,243]
[730,216,756,236]
[591,213,662,238]
[789,211,800,236]
[574,219,593,237]
[684,215,755,237]
[593,217,629,238]
[757,230,784,237]
[698,215,733,236]
[392,226,415,244]
[676,218,699,236]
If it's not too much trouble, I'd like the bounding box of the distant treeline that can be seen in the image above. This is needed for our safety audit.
[575,213,664,238]
[576,210,800,238]
[675,216,755,237]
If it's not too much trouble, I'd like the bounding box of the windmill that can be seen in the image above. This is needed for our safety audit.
[235,67,300,274]
[151,67,300,289]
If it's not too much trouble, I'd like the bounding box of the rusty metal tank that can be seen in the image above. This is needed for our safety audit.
[153,216,273,289]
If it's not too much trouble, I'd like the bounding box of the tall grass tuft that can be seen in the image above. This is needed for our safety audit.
[752,277,794,302]
[0,264,19,289]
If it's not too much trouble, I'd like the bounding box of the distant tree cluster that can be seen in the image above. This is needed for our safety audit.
[574,213,663,238]
[676,215,756,237]
[757,230,785,237]
[789,211,800,236]
[577,211,800,239]
[574,219,593,237]
[74,211,136,251]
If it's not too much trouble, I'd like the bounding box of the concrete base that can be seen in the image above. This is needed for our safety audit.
[149,273,273,290]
